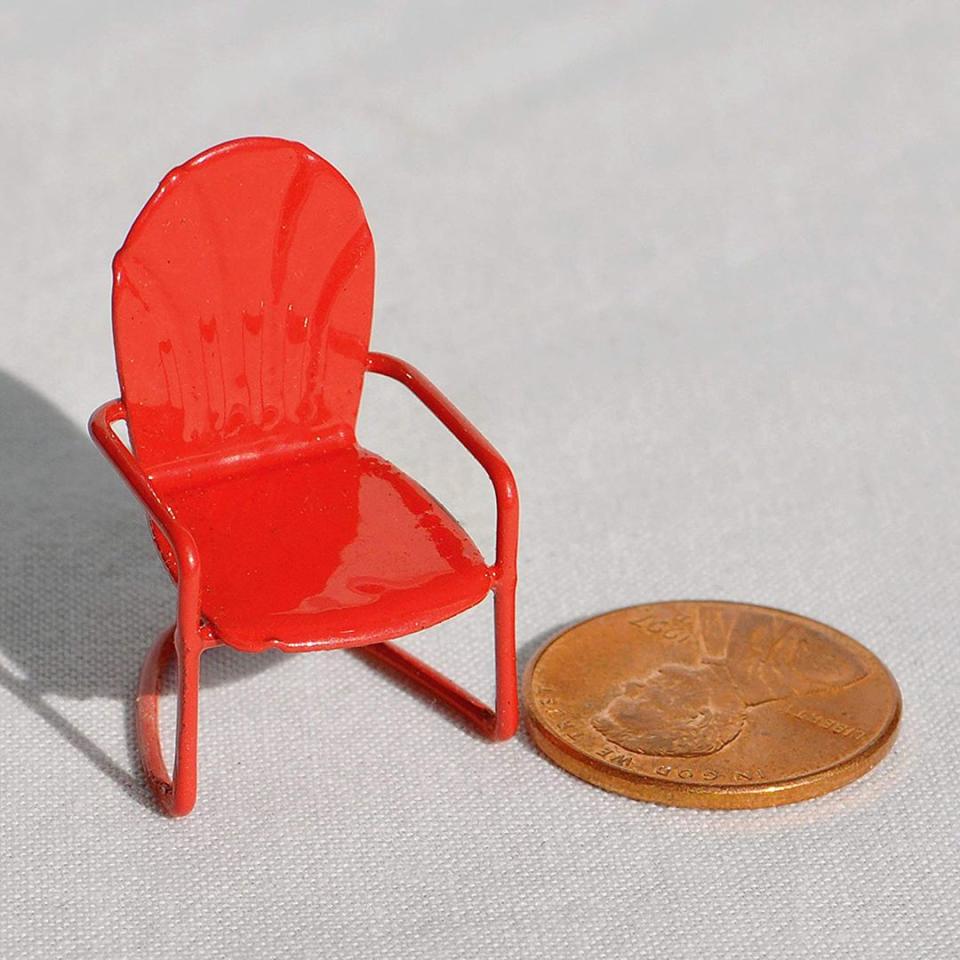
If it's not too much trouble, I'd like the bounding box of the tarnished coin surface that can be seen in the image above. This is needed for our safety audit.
[524,601,901,809]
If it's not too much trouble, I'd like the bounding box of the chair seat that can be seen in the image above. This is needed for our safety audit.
[153,446,492,651]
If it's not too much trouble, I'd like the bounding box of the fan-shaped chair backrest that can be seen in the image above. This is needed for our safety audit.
[112,138,375,479]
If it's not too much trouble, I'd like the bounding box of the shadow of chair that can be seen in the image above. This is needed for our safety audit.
[0,371,275,802]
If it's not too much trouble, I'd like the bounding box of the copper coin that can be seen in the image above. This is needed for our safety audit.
[524,601,901,809]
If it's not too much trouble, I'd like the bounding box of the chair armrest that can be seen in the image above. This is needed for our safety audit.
[365,352,518,583]
[88,400,201,589]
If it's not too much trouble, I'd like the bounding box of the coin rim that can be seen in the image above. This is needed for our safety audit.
[523,600,902,810]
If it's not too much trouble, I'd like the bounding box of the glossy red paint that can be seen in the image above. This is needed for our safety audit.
[89,138,519,816]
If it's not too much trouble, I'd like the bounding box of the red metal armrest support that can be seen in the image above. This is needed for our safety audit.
[362,352,519,739]
[366,352,518,583]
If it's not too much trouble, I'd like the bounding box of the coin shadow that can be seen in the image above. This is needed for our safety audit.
[659,755,906,830]
[0,371,279,806]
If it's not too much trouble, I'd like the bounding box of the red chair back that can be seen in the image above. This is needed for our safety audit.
[112,138,375,478]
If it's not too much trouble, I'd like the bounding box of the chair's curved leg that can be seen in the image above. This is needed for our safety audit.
[359,583,519,741]
[136,624,209,817]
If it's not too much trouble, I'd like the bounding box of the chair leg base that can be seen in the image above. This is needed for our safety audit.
[357,641,507,738]
[359,586,519,740]
[137,624,210,817]
[136,582,518,815]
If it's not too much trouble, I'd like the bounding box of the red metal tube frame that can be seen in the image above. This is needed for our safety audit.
[363,352,520,741]
[90,400,210,817]
[89,356,518,816]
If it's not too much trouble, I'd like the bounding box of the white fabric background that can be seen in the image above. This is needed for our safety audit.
[2,2,958,957]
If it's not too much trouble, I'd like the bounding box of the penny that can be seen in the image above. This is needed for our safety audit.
[523,601,901,809]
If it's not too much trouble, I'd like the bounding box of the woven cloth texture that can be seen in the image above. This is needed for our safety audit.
[1,2,957,957]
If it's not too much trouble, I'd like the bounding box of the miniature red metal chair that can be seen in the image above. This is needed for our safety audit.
[89,138,519,816]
